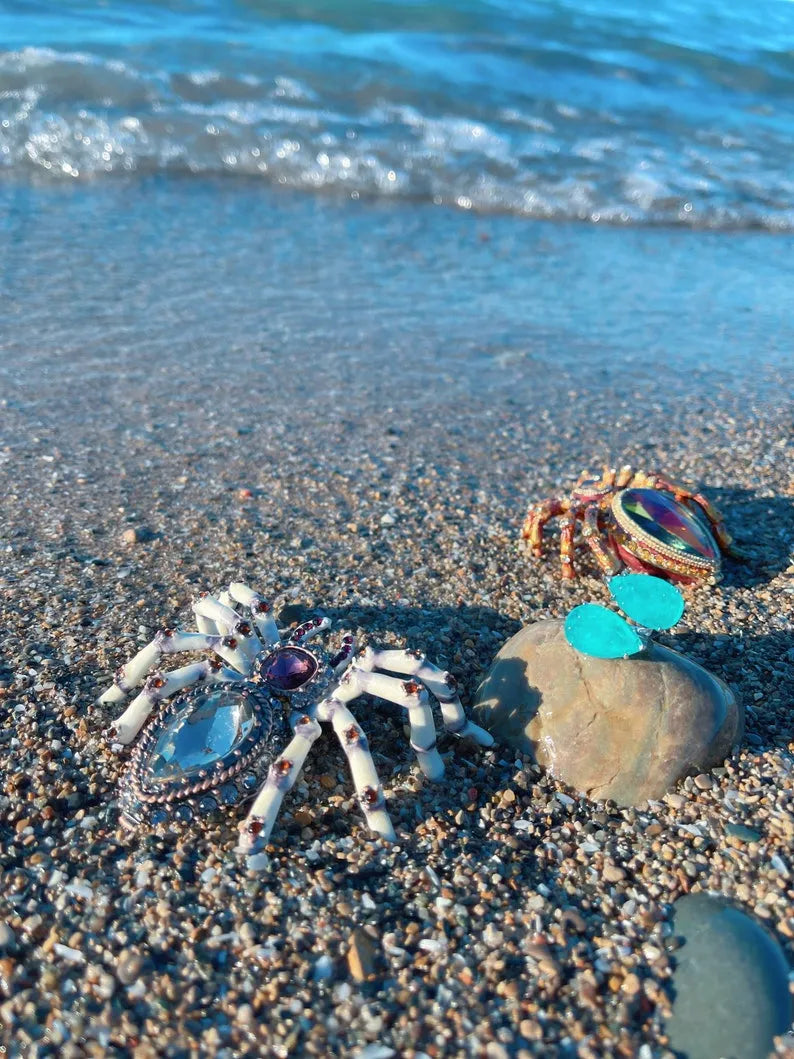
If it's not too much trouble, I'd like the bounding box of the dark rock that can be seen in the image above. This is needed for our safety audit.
[667,893,791,1059]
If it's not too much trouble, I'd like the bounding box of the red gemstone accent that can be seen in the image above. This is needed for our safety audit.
[236,622,252,637]
[223,637,238,650]
[255,601,270,613]
[403,680,421,695]
[247,819,263,836]
[345,725,359,744]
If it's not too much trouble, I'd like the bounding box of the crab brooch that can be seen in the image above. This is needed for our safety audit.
[520,464,736,584]
[99,582,494,853]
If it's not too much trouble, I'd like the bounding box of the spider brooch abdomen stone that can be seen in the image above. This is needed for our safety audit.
[521,464,737,584]
[99,582,494,851]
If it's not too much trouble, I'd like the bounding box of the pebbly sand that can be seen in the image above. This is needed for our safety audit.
[1,183,793,1057]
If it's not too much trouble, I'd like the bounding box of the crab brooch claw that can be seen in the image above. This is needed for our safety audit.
[520,464,738,585]
[98,583,494,852]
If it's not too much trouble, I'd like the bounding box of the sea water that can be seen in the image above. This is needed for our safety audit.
[2,0,794,228]
[1,1,793,412]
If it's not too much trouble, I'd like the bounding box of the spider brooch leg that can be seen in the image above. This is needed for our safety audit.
[238,711,326,853]
[354,647,494,754]
[97,628,244,744]
[98,586,269,744]
[227,582,281,645]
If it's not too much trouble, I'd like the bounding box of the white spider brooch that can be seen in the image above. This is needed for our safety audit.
[99,582,494,852]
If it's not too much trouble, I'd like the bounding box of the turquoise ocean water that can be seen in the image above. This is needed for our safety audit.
[1,1,793,412]
[2,0,794,227]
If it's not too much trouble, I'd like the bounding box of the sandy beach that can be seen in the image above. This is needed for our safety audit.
[0,180,793,1056]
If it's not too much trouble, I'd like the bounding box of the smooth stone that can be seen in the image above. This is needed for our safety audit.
[667,893,791,1059]
[608,572,685,630]
[725,823,762,844]
[0,923,16,951]
[473,620,742,805]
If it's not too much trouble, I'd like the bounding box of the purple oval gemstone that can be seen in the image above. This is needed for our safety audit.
[617,488,719,560]
[261,646,318,691]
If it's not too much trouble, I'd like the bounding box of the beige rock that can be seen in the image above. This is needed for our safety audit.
[473,620,742,806]
[347,927,379,981]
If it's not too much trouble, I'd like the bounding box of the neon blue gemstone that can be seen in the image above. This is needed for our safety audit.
[564,604,644,659]
[608,573,685,631]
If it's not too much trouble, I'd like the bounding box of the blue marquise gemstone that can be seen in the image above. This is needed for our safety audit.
[146,686,256,783]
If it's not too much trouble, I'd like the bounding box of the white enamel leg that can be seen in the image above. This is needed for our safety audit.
[228,582,280,646]
[191,594,254,673]
[110,661,239,744]
[237,712,322,853]
[195,612,219,635]
[340,666,445,780]
[218,590,235,610]
[98,630,224,704]
[315,695,396,840]
[217,589,263,669]
[193,594,239,631]
[230,623,262,668]
[365,648,494,747]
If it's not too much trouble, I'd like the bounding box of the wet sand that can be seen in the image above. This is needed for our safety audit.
[1,182,793,1056]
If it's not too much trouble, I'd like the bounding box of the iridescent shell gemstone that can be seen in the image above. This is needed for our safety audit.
[260,646,318,691]
[612,487,720,581]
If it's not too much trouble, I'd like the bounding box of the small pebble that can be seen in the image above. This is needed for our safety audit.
[347,928,378,982]
[116,953,143,985]
[603,864,626,883]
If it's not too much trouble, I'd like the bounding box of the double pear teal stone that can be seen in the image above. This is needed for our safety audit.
[608,573,685,630]
[564,604,644,659]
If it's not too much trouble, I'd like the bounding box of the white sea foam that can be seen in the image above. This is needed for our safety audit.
[1,0,792,229]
